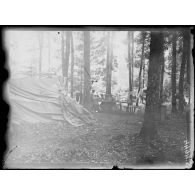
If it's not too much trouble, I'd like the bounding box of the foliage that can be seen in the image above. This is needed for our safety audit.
[90,32,118,90]
[134,31,150,69]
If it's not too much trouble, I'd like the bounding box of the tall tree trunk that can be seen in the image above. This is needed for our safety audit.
[186,34,190,84]
[61,31,65,77]
[110,33,113,91]
[185,30,192,142]
[70,32,74,98]
[159,41,165,106]
[128,31,133,104]
[106,32,110,95]
[38,32,43,78]
[140,32,164,140]
[83,31,91,108]
[131,32,134,90]
[106,32,112,95]
[186,30,191,103]
[171,32,177,113]
[136,32,146,106]
[65,31,71,91]
[178,30,188,112]
[142,62,145,89]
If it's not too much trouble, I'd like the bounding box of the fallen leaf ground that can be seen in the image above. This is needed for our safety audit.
[5,112,189,169]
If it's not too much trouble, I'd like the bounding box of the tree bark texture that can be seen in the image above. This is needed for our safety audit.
[70,32,74,98]
[128,31,133,104]
[179,30,188,112]
[171,32,177,113]
[131,32,134,89]
[140,32,164,140]
[83,31,91,108]
[159,40,165,106]
[106,32,113,95]
[136,32,146,106]
[61,31,65,77]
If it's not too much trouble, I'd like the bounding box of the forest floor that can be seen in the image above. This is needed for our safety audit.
[5,112,189,169]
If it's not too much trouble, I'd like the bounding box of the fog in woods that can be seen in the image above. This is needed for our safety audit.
[3,28,193,169]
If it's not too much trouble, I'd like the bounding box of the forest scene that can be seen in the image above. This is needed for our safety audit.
[4,27,193,169]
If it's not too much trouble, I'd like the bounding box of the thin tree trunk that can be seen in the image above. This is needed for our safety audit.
[142,62,145,89]
[185,30,192,142]
[136,32,146,106]
[110,33,113,91]
[65,31,71,91]
[83,31,91,108]
[128,31,133,104]
[131,32,134,90]
[106,32,112,95]
[159,44,165,106]
[70,32,74,98]
[106,32,110,95]
[186,30,191,104]
[171,32,177,113]
[140,32,164,140]
[61,31,65,77]
[179,30,188,112]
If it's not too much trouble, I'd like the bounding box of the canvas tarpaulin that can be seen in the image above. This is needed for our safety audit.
[7,78,94,127]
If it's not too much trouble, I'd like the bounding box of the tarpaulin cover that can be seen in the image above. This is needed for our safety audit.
[7,78,94,127]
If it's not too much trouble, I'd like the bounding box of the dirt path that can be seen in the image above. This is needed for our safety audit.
[5,113,188,169]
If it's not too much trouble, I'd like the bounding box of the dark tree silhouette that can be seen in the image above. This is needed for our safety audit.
[131,32,134,90]
[70,32,74,98]
[178,30,188,112]
[136,32,146,106]
[140,31,164,140]
[186,30,191,101]
[171,32,177,113]
[159,37,165,105]
[128,31,133,104]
